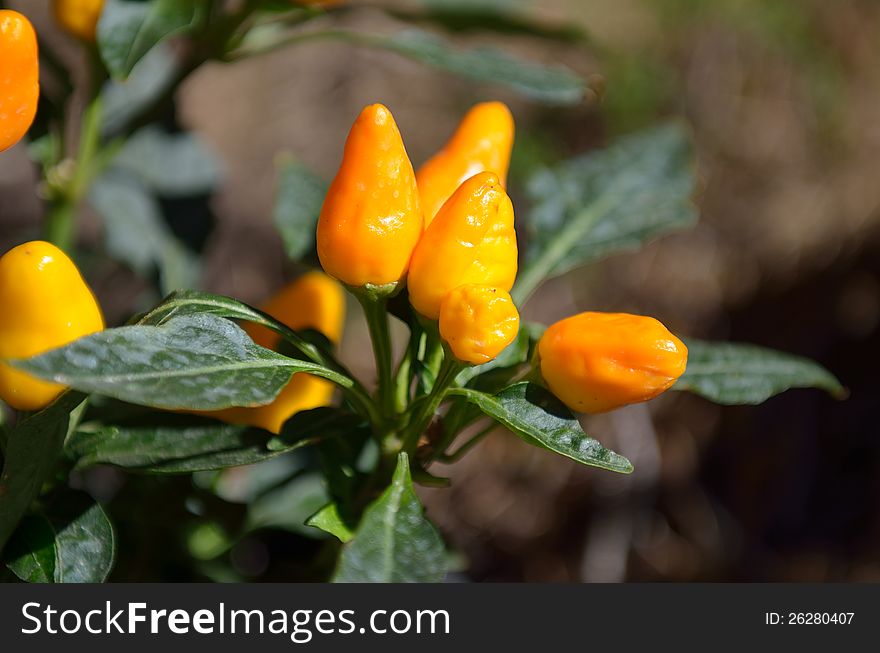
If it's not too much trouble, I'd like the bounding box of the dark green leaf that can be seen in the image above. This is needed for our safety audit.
[0,393,86,554]
[306,503,354,543]
[333,453,446,582]
[515,123,696,303]
[675,339,846,405]
[98,0,201,79]
[113,127,221,197]
[3,494,114,583]
[11,314,353,411]
[273,157,327,261]
[67,408,363,474]
[89,172,198,293]
[3,515,55,583]
[450,383,633,473]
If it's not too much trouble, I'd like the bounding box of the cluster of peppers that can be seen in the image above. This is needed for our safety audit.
[0,99,688,439]
[1,5,687,456]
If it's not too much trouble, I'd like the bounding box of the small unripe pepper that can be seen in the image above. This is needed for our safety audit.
[0,241,104,411]
[416,102,514,225]
[537,312,688,413]
[317,104,423,291]
[208,271,346,434]
[0,10,39,153]
[408,171,518,320]
[52,0,105,42]
[439,285,519,365]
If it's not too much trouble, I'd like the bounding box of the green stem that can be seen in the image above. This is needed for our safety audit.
[402,355,462,454]
[436,422,496,464]
[357,294,396,422]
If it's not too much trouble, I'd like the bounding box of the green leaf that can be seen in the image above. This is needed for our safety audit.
[67,408,363,474]
[306,503,354,543]
[11,314,353,411]
[101,44,177,137]
[674,339,846,405]
[450,383,633,473]
[0,393,86,554]
[89,172,198,293]
[368,30,584,105]
[392,0,587,42]
[246,473,330,537]
[333,453,446,582]
[273,157,327,261]
[4,494,114,583]
[514,123,696,303]
[3,515,55,583]
[113,127,221,197]
[98,0,201,80]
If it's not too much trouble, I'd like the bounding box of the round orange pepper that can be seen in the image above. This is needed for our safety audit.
[0,10,39,153]
[439,285,519,365]
[416,102,514,225]
[317,104,423,290]
[537,312,688,413]
[408,172,518,320]
[207,271,346,434]
[0,241,105,411]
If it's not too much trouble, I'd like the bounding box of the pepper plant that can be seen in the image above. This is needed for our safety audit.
[0,2,845,583]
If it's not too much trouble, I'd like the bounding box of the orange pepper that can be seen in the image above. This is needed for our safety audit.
[439,285,520,365]
[408,172,518,320]
[416,102,514,225]
[52,0,105,42]
[317,104,423,290]
[537,312,688,413]
[0,10,39,153]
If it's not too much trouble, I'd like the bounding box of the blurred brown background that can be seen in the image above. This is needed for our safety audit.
[2,0,880,581]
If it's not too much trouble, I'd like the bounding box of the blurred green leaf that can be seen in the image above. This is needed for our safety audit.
[11,315,353,411]
[89,172,199,293]
[334,453,446,582]
[67,408,362,474]
[0,393,86,554]
[273,156,327,261]
[514,123,696,303]
[246,472,329,536]
[391,0,586,42]
[368,30,584,104]
[675,339,846,405]
[98,0,201,80]
[101,44,177,137]
[113,127,221,197]
[450,383,633,473]
[307,503,354,543]
[4,493,115,583]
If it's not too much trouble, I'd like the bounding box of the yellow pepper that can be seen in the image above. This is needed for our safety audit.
[206,271,346,434]
[408,171,518,320]
[0,241,105,411]
[439,285,519,365]
[317,104,423,290]
[416,101,514,225]
[537,312,688,413]
[52,0,104,42]
[0,10,39,153]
